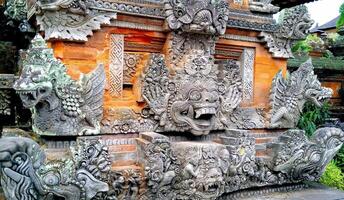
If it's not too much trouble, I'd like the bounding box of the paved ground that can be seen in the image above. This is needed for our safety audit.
[222,182,344,200]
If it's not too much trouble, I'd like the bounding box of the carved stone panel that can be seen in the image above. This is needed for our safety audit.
[123,53,142,85]
[240,48,255,103]
[109,34,124,97]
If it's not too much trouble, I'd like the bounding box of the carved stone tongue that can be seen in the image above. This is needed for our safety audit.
[195,108,216,119]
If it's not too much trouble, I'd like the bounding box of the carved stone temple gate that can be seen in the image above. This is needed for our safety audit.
[0,0,344,199]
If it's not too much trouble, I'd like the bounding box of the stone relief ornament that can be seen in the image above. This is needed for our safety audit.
[260,5,314,58]
[35,0,117,41]
[4,0,27,21]
[138,128,344,199]
[269,127,344,181]
[0,136,113,200]
[269,59,332,128]
[164,0,229,35]
[249,0,279,14]
[138,132,230,200]
[142,53,244,135]
[13,35,106,136]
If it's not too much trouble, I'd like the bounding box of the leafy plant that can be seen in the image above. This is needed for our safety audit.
[297,102,330,137]
[320,160,344,190]
[334,146,344,173]
[336,3,344,29]
[292,34,325,55]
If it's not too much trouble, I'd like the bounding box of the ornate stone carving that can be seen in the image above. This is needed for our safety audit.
[249,0,279,14]
[109,34,124,97]
[0,90,11,115]
[124,53,142,84]
[0,136,112,200]
[240,48,255,103]
[142,53,243,135]
[269,127,344,181]
[164,0,229,35]
[4,0,27,21]
[0,74,16,116]
[269,59,332,128]
[13,35,106,136]
[36,0,116,41]
[260,5,314,58]
[139,132,230,199]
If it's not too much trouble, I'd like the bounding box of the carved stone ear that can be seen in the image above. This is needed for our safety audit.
[76,169,109,200]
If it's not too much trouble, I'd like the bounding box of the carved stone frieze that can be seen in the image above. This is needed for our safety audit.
[0,127,343,199]
[164,0,229,35]
[269,59,332,128]
[240,48,255,103]
[13,34,106,136]
[142,53,245,135]
[260,5,314,58]
[137,128,344,199]
[109,34,124,97]
[138,132,230,199]
[35,0,117,41]
[249,0,279,14]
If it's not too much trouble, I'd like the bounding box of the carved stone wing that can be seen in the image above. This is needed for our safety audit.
[142,54,169,116]
[270,70,287,115]
[80,64,106,121]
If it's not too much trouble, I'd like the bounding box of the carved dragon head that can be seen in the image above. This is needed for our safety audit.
[13,35,71,109]
[296,59,332,107]
[278,5,314,39]
[271,127,344,181]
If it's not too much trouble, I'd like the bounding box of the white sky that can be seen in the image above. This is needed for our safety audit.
[274,0,344,27]
[306,0,344,26]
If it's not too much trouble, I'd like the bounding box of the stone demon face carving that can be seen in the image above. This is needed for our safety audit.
[142,53,242,135]
[170,83,220,135]
[164,0,229,35]
[270,59,332,128]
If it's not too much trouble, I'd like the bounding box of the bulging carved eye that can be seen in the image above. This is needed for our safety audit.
[43,172,60,186]
[189,90,201,101]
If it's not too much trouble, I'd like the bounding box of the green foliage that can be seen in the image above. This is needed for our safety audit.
[297,102,330,137]
[288,56,344,71]
[336,3,344,29]
[334,146,344,173]
[320,160,344,190]
[292,34,324,54]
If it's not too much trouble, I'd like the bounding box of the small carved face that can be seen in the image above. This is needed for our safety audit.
[171,86,220,135]
[195,168,224,199]
[13,65,52,108]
